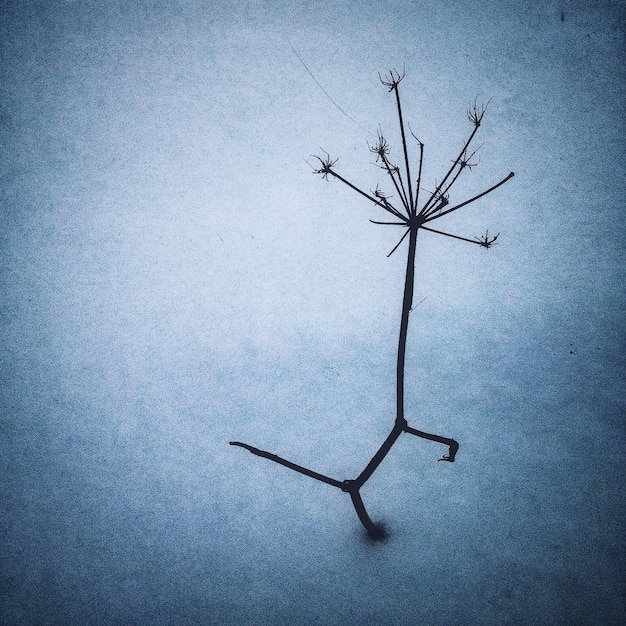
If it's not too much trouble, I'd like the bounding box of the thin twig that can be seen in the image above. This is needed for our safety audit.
[229,441,345,490]
[379,157,410,213]
[317,160,406,221]
[424,172,515,222]
[422,145,482,220]
[386,227,411,257]
[370,219,408,226]
[418,107,485,217]
[370,131,410,212]
[409,125,424,214]
[420,225,493,247]
[392,81,415,213]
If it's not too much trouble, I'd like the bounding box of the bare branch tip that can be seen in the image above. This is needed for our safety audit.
[408,122,423,146]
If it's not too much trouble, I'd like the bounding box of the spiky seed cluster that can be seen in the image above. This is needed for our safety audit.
[369,131,390,161]
[313,71,513,255]
[373,185,389,200]
[378,68,405,92]
[475,231,499,248]
[458,147,481,170]
[467,97,491,127]
[313,152,338,180]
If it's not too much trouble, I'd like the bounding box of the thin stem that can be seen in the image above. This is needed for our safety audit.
[370,220,407,226]
[379,155,410,213]
[354,226,417,486]
[378,192,409,221]
[424,172,515,223]
[422,146,481,220]
[420,224,491,247]
[419,124,481,217]
[229,441,345,490]
[328,169,406,221]
[386,227,410,257]
[393,85,415,213]
[397,226,417,422]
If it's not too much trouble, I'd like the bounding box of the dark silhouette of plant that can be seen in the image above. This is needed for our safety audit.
[231,69,514,540]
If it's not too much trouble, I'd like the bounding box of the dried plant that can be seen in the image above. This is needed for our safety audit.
[231,70,514,540]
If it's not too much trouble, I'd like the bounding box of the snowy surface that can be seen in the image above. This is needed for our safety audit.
[1,1,624,624]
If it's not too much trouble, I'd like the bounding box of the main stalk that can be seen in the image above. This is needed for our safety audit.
[353,226,417,489]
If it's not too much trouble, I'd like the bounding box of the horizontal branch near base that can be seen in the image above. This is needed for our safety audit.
[230,426,458,539]
[230,425,458,492]
[229,441,346,490]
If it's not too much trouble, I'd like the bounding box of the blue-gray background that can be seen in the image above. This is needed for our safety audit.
[1,1,624,624]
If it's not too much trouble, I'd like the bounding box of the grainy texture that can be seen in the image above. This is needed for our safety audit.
[1,1,624,624]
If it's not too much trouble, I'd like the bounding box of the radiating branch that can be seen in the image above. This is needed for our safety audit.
[379,69,414,212]
[313,154,406,221]
[424,172,515,222]
[386,227,410,257]
[422,145,482,220]
[420,224,496,247]
[419,100,488,216]
[393,81,414,213]
[422,192,449,219]
[372,185,408,221]
[370,219,407,226]
[376,159,410,213]
[369,130,410,213]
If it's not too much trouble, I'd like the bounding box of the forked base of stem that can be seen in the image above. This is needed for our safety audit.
[230,425,457,538]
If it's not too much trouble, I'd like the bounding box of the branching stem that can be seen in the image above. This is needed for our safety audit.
[229,441,345,489]
[379,155,410,213]
[327,167,406,221]
[424,172,515,222]
[231,73,515,539]
[419,124,481,217]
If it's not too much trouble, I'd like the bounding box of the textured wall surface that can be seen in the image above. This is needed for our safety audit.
[2,1,624,624]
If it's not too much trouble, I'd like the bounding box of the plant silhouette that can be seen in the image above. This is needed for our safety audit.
[231,69,514,540]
